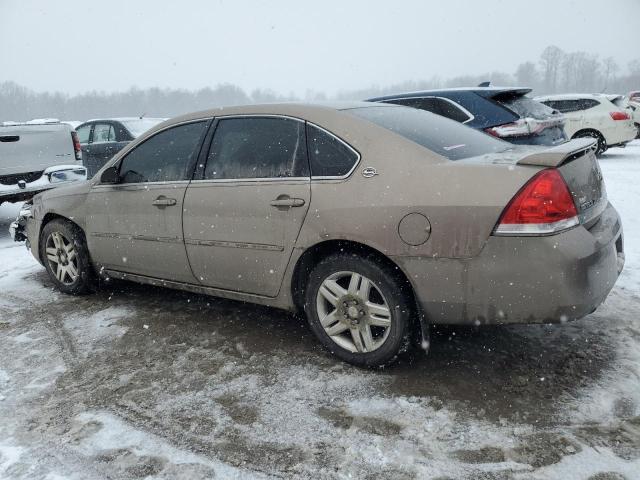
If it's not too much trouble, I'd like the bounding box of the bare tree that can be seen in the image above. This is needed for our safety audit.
[539,45,564,93]
[515,62,540,90]
[602,56,620,90]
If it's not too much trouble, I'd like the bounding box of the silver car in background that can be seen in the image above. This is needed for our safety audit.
[0,119,86,205]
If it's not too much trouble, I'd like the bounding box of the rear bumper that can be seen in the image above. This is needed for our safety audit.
[394,202,623,325]
[605,124,637,146]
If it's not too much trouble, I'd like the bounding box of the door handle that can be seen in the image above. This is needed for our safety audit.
[152,196,177,207]
[270,196,305,208]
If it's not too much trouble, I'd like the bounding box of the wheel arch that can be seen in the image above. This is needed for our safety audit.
[38,213,86,263]
[572,128,606,143]
[290,239,420,316]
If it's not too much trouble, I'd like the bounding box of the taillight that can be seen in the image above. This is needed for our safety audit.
[71,131,82,161]
[494,169,579,235]
[485,116,562,138]
[610,111,630,121]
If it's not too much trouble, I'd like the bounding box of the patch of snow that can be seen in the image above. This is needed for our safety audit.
[0,442,24,476]
[519,445,640,480]
[71,411,267,479]
[63,306,130,355]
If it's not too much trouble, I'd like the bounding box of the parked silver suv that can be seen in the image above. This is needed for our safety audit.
[11,103,624,367]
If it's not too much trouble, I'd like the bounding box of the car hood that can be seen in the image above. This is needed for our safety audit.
[36,179,91,201]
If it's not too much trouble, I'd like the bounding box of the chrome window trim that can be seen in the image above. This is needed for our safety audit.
[209,115,361,181]
[212,113,305,123]
[92,180,191,189]
[190,177,310,185]
[377,95,475,124]
[91,118,211,188]
[306,121,362,180]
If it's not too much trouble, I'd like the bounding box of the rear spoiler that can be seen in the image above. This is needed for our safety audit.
[517,138,596,167]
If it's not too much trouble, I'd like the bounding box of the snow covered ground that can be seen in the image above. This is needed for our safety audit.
[0,142,639,479]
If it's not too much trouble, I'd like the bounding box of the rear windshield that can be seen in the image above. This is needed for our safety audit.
[120,118,165,138]
[347,105,508,160]
[495,95,557,119]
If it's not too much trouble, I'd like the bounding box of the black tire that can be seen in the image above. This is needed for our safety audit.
[573,130,607,156]
[635,123,640,140]
[304,252,415,368]
[39,219,95,295]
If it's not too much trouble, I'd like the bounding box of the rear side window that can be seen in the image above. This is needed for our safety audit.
[306,124,359,177]
[437,98,472,123]
[76,124,91,143]
[387,97,471,123]
[204,117,307,179]
[119,121,207,183]
[542,99,599,113]
[495,95,556,119]
[348,105,508,160]
[579,99,600,110]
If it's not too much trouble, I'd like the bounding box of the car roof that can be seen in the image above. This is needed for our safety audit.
[82,117,167,123]
[367,86,532,102]
[162,101,394,124]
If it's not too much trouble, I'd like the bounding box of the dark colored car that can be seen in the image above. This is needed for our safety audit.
[367,87,567,146]
[75,117,165,177]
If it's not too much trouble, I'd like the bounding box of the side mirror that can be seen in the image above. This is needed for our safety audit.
[100,166,119,184]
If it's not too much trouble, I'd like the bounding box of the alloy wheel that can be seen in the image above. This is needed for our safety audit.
[316,271,392,353]
[45,231,79,285]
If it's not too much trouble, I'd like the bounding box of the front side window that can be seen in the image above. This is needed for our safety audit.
[92,123,116,143]
[204,117,307,179]
[306,124,359,177]
[118,121,207,184]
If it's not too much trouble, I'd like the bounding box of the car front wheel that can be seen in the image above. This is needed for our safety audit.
[39,219,95,295]
[305,253,414,367]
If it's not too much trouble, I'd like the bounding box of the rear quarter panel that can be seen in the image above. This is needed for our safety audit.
[296,124,538,259]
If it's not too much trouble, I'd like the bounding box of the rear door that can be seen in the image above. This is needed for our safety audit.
[183,116,310,297]
[86,120,209,282]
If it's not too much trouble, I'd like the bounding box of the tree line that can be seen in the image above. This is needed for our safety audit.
[1,45,639,122]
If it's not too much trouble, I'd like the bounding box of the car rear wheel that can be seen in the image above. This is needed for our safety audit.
[573,130,607,156]
[635,123,640,139]
[40,219,95,295]
[305,253,414,367]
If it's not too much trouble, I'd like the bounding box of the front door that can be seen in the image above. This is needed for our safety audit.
[183,116,310,297]
[86,120,209,283]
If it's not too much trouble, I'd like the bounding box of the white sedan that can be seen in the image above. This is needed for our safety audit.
[536,93,637,155]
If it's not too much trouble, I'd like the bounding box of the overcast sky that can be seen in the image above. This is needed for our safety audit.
[1,0,638,96]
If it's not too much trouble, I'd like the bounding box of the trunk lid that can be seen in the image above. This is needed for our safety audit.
[517,138,607,225]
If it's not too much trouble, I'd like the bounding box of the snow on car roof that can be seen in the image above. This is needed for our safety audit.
[535,93,615,101]
[367,86,532,101]
[83,117,167,123]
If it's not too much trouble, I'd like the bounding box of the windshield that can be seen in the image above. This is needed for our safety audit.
[120,118,165,138]
[347,105,509,160]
